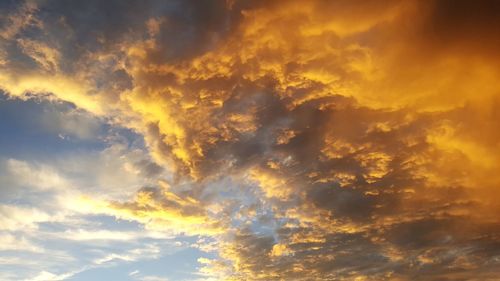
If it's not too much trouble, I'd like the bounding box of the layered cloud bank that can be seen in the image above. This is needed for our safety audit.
[1,0,500,280]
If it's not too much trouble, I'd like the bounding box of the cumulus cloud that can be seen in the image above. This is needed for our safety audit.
[1,0,500,280]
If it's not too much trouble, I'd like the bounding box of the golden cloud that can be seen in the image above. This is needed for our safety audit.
[1,0,499,279]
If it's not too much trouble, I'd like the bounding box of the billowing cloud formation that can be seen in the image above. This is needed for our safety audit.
[1,0,500,280]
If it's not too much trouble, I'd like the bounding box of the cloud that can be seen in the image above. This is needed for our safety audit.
[27,271,75,281]
[2,158,69,191]
[79,183,226,236]
[0,234,43,253]
[0,110,172,280]
[136,275,169,281]
[0,205,52,231]
[0,0,499,280]
[58,229,167,242]
[129,269,170,281]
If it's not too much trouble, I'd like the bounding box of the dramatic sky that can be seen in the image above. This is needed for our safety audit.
[1,0,500,280]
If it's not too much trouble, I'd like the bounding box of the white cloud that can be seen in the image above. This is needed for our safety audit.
[55,229,174,242]
[129,270,169,281]
[137,275,169,281]
[60,229,140,241]
[26,270,75,281]
[0,139,169,280]
[0,95,170,281]
[94,253,135,265]
[3,159,70,191]
[0,205,52,231]
[93,244,162,265]
[0,233,43,252]
[41,107,103,140]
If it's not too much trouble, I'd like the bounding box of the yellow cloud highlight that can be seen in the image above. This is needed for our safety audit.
[248,168,293,200]
[0,73,104,115]
[75,184,225,237]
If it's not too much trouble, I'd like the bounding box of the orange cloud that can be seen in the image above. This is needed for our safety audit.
[1,0,499,279]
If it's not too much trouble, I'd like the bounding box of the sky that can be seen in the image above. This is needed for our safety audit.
[0,0,500,280]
